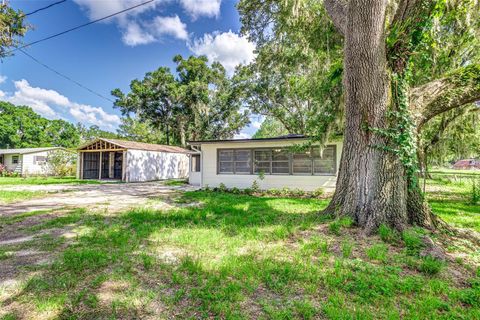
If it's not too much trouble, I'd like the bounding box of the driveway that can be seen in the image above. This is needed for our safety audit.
[0,181,198,217]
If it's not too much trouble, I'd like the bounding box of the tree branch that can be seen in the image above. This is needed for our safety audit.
[410,64,480,129]
[324,0,346,36]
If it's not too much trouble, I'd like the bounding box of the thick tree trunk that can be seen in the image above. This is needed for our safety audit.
[324,0,410,233]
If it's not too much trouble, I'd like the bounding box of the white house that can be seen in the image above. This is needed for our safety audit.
[0,147,64,176]
[77,138,190,182]
[187,134,343,191]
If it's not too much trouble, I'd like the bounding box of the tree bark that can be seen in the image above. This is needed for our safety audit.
[323,0,411,233]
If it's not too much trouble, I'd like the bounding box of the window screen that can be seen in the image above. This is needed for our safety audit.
[312,146,336,174]
[292,151,312,174]
[12,156,19,164]
[254,150,271,174]
[272,149,290,174]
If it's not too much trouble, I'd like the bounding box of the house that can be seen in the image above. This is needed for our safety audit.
[0,147,64,176]
[453,159,480,170]
[187,134,343,191]
[77,138,190,182]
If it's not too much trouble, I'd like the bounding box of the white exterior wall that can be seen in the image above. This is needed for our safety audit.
[21,151,51,175]
[2,154,23,173]
[199,140,343,191]
[189,171,201,186]
[125,149,189,182]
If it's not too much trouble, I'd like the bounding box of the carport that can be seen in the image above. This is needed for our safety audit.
[77,138,190,182]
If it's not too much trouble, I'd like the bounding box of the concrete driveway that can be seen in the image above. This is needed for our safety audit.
[0,181,197,217]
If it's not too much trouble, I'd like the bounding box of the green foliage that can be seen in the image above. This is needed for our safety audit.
[418,256,444,276]
[112,55,249,146]
[237,0,344,143]
[366,244,388,262]
[470,179,480,205]
[117,116,166,144]
[0,102,81,148]
[43,150,77,177]
[378,224,398,243]
[341,240,353,258]
[0,2,28,57]
[252,117,288,138]
[402,229,425,256]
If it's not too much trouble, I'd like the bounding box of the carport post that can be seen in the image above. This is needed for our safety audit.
[98,152,102,180]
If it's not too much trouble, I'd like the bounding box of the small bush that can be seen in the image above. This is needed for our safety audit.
[418,256,444,276]
[312,188,324,198]
[378,224,397,243]
[251,180,260,192]
[218,183,227,192]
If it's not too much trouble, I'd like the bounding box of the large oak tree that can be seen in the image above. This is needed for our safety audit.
[239,0,480,232]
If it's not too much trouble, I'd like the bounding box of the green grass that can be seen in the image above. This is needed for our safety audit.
[1,191,479,319]
[164,179,188,186]
[0,176,101,186]
[0,190,46,203]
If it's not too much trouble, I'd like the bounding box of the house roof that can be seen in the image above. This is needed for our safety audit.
[453,159,480,169]
[0,147,63,155]
[78,138,191,154]
[188,134,308,145]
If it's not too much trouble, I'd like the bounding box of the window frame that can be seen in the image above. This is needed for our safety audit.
[217,145,337,176]
[12,155,19,164]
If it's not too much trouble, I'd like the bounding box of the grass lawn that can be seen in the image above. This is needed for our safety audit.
[0,190,46,204]
[0,176,102,186]
[1,181,479,319]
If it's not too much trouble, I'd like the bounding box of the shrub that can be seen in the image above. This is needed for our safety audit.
[218,183,227,192]
[312,188,324,198]
[418,256,444,276]
[44,150,77,177]
[251,180,260,193]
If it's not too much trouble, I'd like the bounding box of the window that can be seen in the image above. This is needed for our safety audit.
[218,149,251,174]
[254,150,271,174]
[34,156,47,164]
[12,156,19,164]
[218,145,336,176]
[312,146,336,175]
[191,154,201,172]
[272,149,290,174]
[292,150,312,174]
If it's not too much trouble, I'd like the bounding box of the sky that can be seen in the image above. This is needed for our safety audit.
[1,0,262,138]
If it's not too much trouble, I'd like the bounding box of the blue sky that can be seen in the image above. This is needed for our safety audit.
[1,0,261,137]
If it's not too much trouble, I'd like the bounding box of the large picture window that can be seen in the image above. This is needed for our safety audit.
[218,145,336,175]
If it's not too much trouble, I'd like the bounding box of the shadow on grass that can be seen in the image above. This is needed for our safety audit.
[2,192,478,319]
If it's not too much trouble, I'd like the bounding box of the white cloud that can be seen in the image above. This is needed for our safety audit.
[74,0,226,46]
[179,0,221,19]
[251,120,262,129]
[150,15,188,40]
[0,79,120,130]
[122,21,156,46]
[0,75,7,84]
[189,31,256,75]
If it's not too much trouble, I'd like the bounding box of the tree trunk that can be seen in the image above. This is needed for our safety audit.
[324,0,411,233]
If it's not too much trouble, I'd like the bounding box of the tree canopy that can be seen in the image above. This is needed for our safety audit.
[112,55,250,146]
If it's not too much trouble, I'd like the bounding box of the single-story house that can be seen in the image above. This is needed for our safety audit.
[77,138,190,182]
[187,134,343,191]
[453,159,480,170]
[0,147,64,176]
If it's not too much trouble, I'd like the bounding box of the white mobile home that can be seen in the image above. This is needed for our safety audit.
[0,147,63,176]
[187,134,342,191]
[77,138,190,182]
